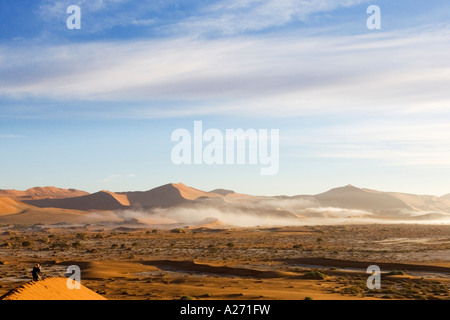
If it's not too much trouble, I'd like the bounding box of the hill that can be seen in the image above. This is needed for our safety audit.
[123,183,221,209]
[24,191,129,211]
[0,187,89,200]
[0,277,106,300]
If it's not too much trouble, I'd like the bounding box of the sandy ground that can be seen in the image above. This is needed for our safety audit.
[1,277,106,300]
[0,224,449,300]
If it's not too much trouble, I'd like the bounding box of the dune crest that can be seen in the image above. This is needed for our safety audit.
[172,183,221,200]
[0,277,106,300]
[0,187,89,200]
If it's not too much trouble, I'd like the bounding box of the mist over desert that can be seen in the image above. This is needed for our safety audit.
[1,183,449,300]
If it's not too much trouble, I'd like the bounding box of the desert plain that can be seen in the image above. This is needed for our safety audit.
[0,184,449,300]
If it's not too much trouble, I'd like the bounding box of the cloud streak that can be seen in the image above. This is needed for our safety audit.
[1,27,450,119]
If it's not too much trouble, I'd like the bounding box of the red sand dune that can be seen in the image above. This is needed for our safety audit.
[0,197,25,215]
[24,191,129,211]
[0,277,106,300]
[0,187,89,200]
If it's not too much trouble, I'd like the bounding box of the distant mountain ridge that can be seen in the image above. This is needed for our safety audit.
[2,184,450,217]
[0,187,88,200]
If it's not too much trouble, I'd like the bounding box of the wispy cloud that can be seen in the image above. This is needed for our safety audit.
[1,27,450,119]
[287,119,450,167]
[170,0,371,36]
[35,0,371,36]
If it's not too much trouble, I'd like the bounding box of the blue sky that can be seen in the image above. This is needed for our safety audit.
[1,1,450,196]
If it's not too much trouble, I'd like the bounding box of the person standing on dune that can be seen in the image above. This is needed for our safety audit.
[31,264,41,281]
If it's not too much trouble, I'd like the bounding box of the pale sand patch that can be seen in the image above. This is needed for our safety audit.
[1,277,106,300]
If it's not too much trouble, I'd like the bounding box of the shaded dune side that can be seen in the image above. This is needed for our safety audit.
[173,183,222,200]
[123,184,190,208]
[23,191,129,211]
[142,260,296,279]
[315,185,410,211]
[0,277,106,300]
[280,258,450,273]
[0,197,24,215]
[0,187,89,200]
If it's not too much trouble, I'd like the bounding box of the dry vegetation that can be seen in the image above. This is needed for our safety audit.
[1,224,449,300]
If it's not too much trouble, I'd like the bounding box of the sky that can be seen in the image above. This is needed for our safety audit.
[1,0,450,196]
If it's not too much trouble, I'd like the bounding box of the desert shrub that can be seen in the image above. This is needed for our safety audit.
[51,241,70,249]
[72,241,82,249]
[303,271,326,280]
[293,244,303,249]
[304,297,313,300]
[111,244,119,249]
[21,241,33,247]
[171,228,186,234]
[1,242,11,248]
[226,242,235,248]
[76,233,87,240]
[339,286,365,295]
[180,296,194,300]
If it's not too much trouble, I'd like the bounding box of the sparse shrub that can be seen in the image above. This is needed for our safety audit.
[1,242,11,248]
[339,286,365,295]
[72,241,82,249]
[303,270,326,280]
[293,244,303,249]
[111,244,119,249]
[76,233,87,240]
[304,297,313,300]
[171,228,186,234]
[21,241,33,247]
[226,242,235,248]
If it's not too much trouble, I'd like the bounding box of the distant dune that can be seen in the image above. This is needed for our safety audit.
[315,185,411,211]
[123,183,221,209]
[0,187,89,201]
[0,277,106,300]
[0,197,27,215]
[1,183,449,226]
[174,183,221,200]
[24,191,129,211]
[210,189,236,196]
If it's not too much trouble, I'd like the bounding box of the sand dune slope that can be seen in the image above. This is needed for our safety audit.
[0,277,106,300]
[23,191,129,211]
[315,185,411,211]
[0,187,89,200]
[0,197,31,215]
[0,197,22,215]
[173,183,221,200]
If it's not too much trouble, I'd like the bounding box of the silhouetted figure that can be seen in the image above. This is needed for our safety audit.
[31,264,41,281]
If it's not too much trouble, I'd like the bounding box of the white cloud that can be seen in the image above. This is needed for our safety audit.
[172,0,371,36]
[1,27,450,119]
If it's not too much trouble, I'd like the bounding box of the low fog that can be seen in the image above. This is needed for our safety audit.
[87,196,450,228]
